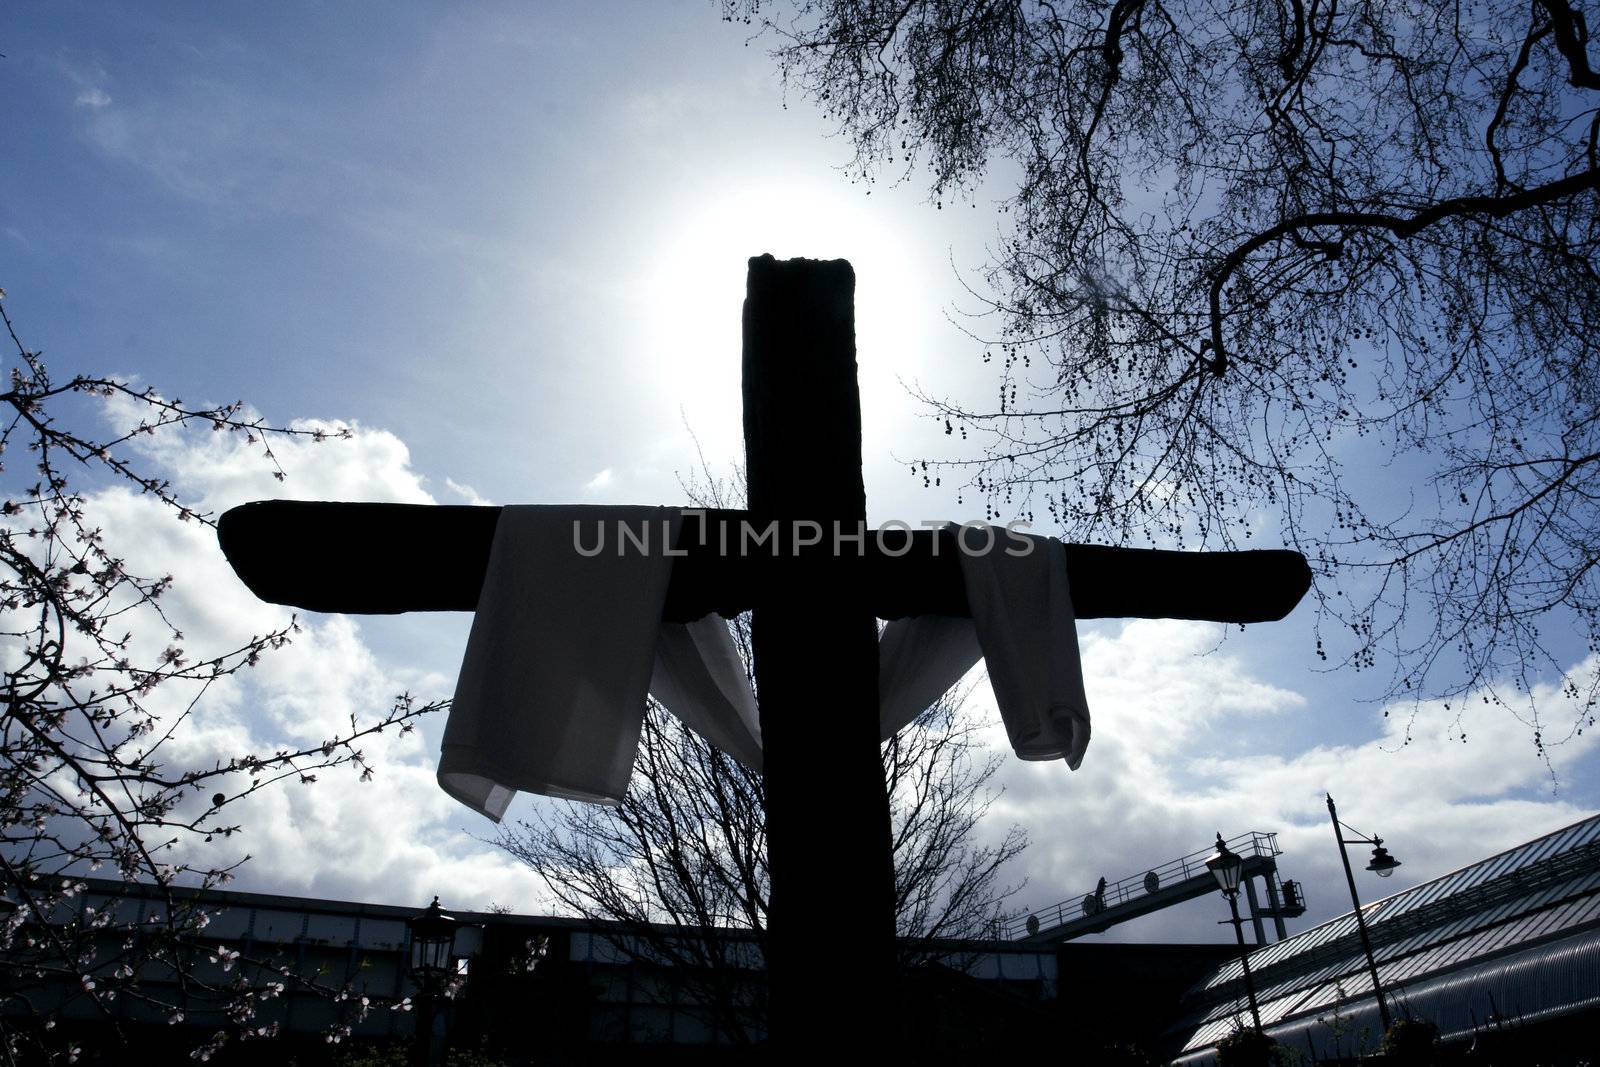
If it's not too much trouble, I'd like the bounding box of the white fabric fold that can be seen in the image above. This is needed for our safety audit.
[956,526,1090,768]
[439,511,1090,821]
[877,525,1090,768]
[878,612,983,738]
[650,616,763,771]
[438,506,678,818]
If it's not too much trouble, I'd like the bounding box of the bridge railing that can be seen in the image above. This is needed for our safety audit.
[1001,830,1281,940]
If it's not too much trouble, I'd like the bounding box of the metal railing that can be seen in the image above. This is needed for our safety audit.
[1001,831,1282,940]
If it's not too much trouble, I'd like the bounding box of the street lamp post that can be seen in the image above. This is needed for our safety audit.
[406,897,460,1067]
[1326,793,1400,1034]
[1206,833,1264,1033]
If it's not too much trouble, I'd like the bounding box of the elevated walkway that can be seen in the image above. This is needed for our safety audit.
[1005,831,1306,945]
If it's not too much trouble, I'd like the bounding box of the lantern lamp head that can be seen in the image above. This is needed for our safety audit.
[1206,833,1244,895]
[407,896,459,988]
[1367,840,1402,878]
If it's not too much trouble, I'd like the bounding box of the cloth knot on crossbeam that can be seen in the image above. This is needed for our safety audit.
[437,505,1091,819]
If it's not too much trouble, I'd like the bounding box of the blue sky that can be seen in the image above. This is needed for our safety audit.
[5,2,1598,944]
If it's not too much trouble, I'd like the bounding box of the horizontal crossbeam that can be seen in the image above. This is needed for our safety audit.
[217,500,1313,623]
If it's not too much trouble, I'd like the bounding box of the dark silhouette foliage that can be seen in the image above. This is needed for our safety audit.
[726,0,1600,753]
[0,294,438,1062]
[496,686,1027,1044]
[495,462,1027,1044]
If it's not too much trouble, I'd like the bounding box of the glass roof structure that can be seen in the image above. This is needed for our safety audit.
[1169,811,1600,1062]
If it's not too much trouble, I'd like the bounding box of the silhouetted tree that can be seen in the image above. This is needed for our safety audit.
[495,465,1027,1044]
[726,0,1600,751]
[0,293,439,1062]
[497,688,1026,1044]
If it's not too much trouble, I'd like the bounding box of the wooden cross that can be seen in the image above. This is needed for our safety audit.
[218,255,1310,1049]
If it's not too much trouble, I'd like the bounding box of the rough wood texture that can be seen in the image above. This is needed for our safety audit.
[739,255,893,1047]
[213,254,1318,1052]
[218,501,1314,623]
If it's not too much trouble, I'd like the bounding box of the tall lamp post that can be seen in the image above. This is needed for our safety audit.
[1206,833,1264,1033]
[1326,793,1401,1034]
[406,897,460,1067]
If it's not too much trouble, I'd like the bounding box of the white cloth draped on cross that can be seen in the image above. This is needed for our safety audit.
[437,506,1091,820]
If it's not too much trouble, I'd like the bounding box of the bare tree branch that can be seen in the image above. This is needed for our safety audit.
[0,293,440,1061]
[726,0,1600,758]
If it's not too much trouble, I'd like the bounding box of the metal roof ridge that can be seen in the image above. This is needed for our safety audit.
[1204,810,1600,971]
[1177,824,1600,1012]
[1348,810,1600,916]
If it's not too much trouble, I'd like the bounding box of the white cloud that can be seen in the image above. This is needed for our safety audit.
[101,392,435,513]
[65,409,551,912]
[63,405,1600,927]
[444,478,494,506]
[56,54,111,109]
[63,67,342,216]
[583,467,614,493]
[981,620,1599,942]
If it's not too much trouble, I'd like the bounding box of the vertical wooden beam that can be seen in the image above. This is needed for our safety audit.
[742,254,895,1047]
